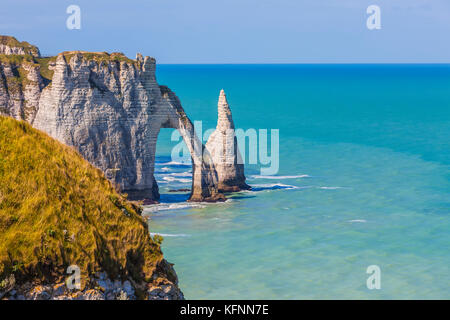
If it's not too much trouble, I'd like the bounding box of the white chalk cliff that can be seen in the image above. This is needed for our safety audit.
[0,36,249,202]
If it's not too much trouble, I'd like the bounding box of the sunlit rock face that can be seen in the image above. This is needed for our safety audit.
[0,36,248,202]
[31,52,224,202]
[0,35,41,57]
[0,36,42,121]
[206,90,250,192]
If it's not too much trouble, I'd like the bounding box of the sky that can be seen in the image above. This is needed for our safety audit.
[1,0,449,63]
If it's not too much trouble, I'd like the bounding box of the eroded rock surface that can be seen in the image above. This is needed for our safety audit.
[0,36,246,202]
[206,90,250,192]
[0,56,44,122]
[1,261,183,300]
[0,35,41,57]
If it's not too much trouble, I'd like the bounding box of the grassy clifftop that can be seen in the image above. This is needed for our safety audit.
[0,116,164,288]
[60,51,138,66]
[0,35,40,57]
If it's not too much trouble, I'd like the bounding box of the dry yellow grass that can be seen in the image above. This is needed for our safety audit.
[0,116,163,288]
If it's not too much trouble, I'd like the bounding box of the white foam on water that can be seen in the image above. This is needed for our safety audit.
[162,176,191,183]
[168,171,192,177]
[144,202,206,213]
[317,186,347,190]
[250,174,310,180]
[156,161,192,166]
[150,233,190,238]
[348,219,367,223]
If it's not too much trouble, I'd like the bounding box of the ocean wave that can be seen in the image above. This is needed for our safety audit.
[156,161,192,166]
[317,187,347,190]
[348,219,367,223]
[162,176,191,183]
[144,202,206,212]
[250,174,310,180]
[150,233,190,238]
[168,171,192,177]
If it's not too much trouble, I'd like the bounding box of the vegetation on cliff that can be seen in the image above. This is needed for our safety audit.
[0,116,165,289]
[61,51,139,67]
[0,54,38,91]
[0,35,40,57]
[35,56,56,83]
[0,50,138,98]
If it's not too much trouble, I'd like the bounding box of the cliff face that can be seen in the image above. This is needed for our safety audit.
[0,35,246,202]
[0,35,41,57]
[32,51,224,202]
[33,52,164,200]
[0,55,44,122]
[206,90,250,192]
[0,36,43,121]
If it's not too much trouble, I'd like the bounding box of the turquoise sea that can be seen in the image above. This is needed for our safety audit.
[147,64,450,299]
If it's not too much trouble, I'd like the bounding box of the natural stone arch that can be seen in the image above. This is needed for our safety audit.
[153,86,225,202]
[1,42,248,203]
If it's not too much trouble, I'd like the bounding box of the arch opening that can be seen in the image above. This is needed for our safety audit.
[153,128,193,203]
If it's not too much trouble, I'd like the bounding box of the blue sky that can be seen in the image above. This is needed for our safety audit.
[1,0,449,63]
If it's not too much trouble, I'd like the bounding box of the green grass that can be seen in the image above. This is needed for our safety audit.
[0,116,164,288]
[35,57,56,83]
[0,54,39,95]
[1,54,54,88]
[0,53,35,65]
[61,51,138,67]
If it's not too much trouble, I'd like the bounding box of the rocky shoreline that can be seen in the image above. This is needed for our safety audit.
[1,259,183,301]
[0,272,184,300]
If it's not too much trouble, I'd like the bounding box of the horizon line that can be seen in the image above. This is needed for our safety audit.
[156,62,450,65]
[37,53,450,65]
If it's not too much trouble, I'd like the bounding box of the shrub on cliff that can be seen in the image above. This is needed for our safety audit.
[0,116,163,288]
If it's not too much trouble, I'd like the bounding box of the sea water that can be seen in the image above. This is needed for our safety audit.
[145,64,450,299]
